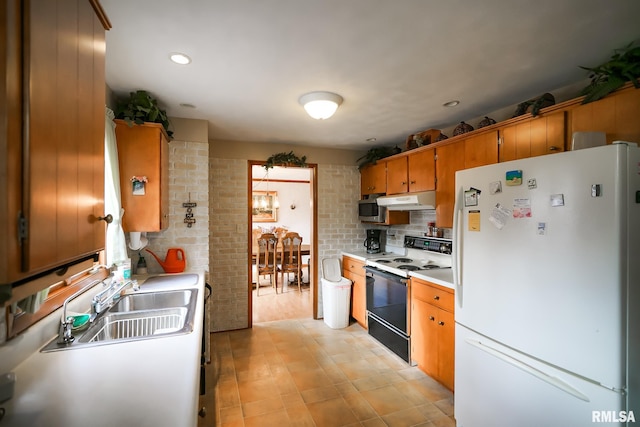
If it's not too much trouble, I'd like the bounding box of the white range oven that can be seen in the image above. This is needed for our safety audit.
[364,235,452,363]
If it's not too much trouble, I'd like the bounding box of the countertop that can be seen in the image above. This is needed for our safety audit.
[409,269,454,290]
[1,272,205,427]
[341,251,454,289]
[341,250,402,262]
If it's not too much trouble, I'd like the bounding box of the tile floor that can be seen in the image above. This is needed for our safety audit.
[200,319,455,426]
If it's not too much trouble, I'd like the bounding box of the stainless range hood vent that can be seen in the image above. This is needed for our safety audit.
[376,191,436,211]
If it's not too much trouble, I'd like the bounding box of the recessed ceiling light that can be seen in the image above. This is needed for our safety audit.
[179,103,196,108]
[170,52,191,65]
[443,100,460,107]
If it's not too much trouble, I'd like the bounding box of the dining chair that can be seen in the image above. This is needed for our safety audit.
[256,233,279,295]
[280,232,303,292]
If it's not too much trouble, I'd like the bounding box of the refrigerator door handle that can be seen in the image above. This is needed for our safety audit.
[452,189,463,308]
[465,338,591,402]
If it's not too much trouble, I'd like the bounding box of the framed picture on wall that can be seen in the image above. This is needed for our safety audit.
[252,191,277,222]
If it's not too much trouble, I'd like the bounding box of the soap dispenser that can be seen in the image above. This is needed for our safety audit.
[136,252,147,275]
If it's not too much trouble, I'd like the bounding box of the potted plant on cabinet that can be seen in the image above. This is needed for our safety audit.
[579,42,640,104]
[114,90,173,138]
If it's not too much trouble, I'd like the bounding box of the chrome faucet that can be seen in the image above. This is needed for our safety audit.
[57,279,105,345]
[91,278,138,317]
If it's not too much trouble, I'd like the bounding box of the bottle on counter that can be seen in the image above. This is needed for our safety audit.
[136,252,147,275]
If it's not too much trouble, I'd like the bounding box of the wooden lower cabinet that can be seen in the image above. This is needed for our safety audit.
[410,278,454,391]
[342,256,367,327]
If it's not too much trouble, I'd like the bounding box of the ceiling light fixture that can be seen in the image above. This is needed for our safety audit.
[443,100,460,107]
[170,52,191,65]
[298,91,343,120]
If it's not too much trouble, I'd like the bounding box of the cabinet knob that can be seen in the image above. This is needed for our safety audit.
[429,316,435,321]
[438,321,445,326]
[549,146,559,151]
[433,295,440,300]
[401,181,407,185]
[410,180,416,184]
[98,214,113,224]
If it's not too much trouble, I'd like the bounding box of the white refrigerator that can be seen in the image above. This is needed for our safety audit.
[452,142,639,427]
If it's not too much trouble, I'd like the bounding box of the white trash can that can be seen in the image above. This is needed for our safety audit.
[321,258,353,329]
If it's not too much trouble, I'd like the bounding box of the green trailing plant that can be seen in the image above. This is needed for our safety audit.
[579,42,640,104]
[264,151,307,170]
[357,146,399,170]
[114,90,173,137]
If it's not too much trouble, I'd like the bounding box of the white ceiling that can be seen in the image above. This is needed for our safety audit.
[101,0,640,150]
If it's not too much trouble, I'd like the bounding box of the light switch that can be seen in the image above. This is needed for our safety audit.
[591,184,602,197]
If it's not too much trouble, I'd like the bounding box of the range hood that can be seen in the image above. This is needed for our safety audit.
[376,191,436,211]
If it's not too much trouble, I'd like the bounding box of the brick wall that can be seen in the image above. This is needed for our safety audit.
[208,158,364,331]
[135,139,210,276]
[209,158,250,331]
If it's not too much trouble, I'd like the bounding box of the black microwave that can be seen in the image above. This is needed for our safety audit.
[358,199,386,222]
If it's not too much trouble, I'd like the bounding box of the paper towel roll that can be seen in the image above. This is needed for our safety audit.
[128,231,148,250]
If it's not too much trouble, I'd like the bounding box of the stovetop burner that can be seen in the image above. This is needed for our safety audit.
[398,265,420,271]
[364,236,452,277]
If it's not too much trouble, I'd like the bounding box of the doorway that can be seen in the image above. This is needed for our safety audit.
[247,161,318,325]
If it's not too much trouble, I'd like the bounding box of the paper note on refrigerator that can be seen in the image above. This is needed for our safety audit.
[489,203,511,230]
[468,210,481,231]
[512,198,532,218]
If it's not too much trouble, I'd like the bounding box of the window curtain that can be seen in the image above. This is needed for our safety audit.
[104,107,127,266]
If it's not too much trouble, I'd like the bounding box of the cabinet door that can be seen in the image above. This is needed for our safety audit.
[411,297,428,368]
[437,309,455,391]
[408,148,435,192]
[571,87,640,144]
[499,112,565,161]
[22,0,105,275]
[435,141,465,228]
[360,162,386,195]
[116,121,170,232]
[385,157,408,195]
[346,271,366,327]
[464,131,498,168]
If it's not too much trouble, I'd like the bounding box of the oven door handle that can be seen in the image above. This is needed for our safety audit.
[364,266,407,285]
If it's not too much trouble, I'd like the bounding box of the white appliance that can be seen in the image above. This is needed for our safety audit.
[376,191,436,210]
[364,236,452,362]
[452,142,639,427]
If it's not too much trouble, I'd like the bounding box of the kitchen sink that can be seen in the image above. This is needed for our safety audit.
[79,307,190,343]
[40,288,199,352]
[108,289,196,312]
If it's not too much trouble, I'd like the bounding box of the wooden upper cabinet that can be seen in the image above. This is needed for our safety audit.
[499,111,565,162]
[1,0,109,285]
[571,86,640,144]
[408,148,436,192]
[386,148,436,195]
[115,120,170,232]
[464,130,498,169]
[360,162,386,196]
[386,157,408,195]
[435,141,465,228]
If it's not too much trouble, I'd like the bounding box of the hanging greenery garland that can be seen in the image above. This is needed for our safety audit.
[264,151,307,170]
